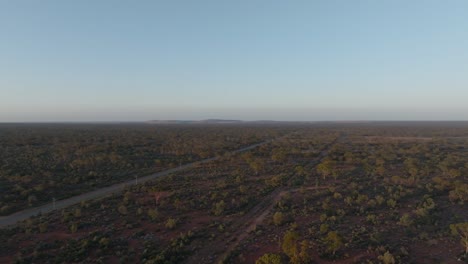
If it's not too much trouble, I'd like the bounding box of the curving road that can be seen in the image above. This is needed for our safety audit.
[0,140,270,228]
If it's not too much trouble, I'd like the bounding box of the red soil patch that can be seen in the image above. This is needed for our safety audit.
[364,136,433,142]
[35,231,74,241]
[409,239,461,264]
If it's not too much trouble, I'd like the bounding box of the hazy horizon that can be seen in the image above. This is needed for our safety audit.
[2,1,468,122]
[3,107,468,123]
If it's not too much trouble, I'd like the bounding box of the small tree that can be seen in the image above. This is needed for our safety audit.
[282,230,299,261]
[316,159,334,180]
[74,208,81,217]
[378,251,395,264]
[249,158,264,175]
[147,208,158,221]
[165,218,177,230]
[39,222,48,233]
[69,222,78,233]
[213,200,225,216]
[387,199,397,209]
[295,166,305,176]
[398,213,413,227]
[273,212,284,226]
[450,222,468,254]
[255,253,282,264]
[324,231,343,255]
[118,205,128,215]
[299,240,311,263]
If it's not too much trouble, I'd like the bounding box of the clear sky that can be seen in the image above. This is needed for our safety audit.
[1,0,468,122]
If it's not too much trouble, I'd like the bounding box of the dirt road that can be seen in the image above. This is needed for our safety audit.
[185,134,344,263]
[0,141,270,228]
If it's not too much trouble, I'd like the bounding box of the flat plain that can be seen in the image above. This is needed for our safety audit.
[0,122,467,263]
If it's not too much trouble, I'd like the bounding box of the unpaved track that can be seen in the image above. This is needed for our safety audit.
[216,186,329,263]
[186,134,345,264]
[0,141,270,228]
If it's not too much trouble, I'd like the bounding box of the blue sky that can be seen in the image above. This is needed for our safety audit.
[1,0,468,121]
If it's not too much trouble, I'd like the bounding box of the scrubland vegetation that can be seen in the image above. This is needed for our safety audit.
[0,122,467,263]
[0,124,287,215]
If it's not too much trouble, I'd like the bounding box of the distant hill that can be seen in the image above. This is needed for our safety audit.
[146,119,243,124]
[145,119,317,125]
[199,119,243,124]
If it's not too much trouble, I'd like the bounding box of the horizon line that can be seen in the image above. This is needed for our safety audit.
[2,119,468,124]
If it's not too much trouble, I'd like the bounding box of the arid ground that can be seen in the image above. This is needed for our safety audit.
[0,122,467,263]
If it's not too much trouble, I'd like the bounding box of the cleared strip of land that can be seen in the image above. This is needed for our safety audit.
[0,141,269,228]
[186,134,344,263]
